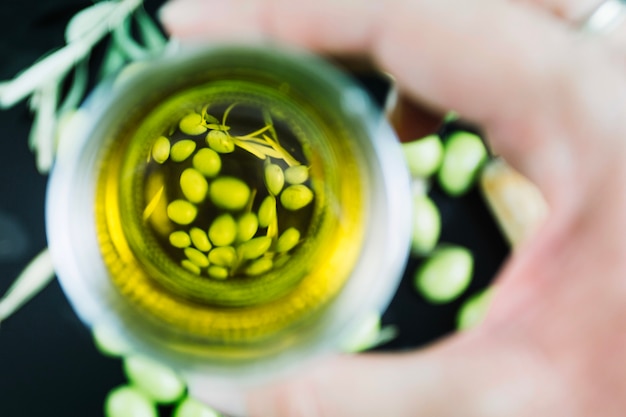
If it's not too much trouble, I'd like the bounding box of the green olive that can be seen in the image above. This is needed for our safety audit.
[414,245,473,304]
[264,163,285,195]
[284,165,309,185]
[206,130,235,153]
[189,227,212,252]
[457,288,493,330]
[410,195,441,256]
[238,236,272,260]
[173,397,220,417]
[105,385,157,417]
[208,265,229,279]
[273,253,291,269]
[402,134,443,178]
[170,140,197,163]
[237,212,259,242]
[275,227,300,253]
[208,246,237,267]
[208,213,237,246]
[257,195,276,228]
[151,136,171,164]
[169,231,191,248]
[280,184,314,211]
[180,168,208,204]
[184,247,209,268]
[209,177,251,211]
[245,258,274,276]
[179,113,207,135]
[92,322,131,358]
[192,148,221,178]
[167,200,197,225]
[438,131,488,196]
[123,355,186,404]
[181,260,201,275]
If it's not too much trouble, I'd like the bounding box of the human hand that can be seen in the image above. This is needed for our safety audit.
[159,0,626,416]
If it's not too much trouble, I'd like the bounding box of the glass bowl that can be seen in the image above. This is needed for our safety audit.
[46,44,411,385]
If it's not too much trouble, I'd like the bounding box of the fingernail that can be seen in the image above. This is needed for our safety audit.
[158,0,202,30]
[158,0,181,25]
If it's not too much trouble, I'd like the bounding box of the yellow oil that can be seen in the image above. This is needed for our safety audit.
[95,80,366,345]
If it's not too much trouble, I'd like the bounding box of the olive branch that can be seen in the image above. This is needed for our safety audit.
[0,0,166,326]
[0,0,166,174]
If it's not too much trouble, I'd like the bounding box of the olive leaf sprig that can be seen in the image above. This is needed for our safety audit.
[0,0,166,174]
[197,103,303,167]
[0,0,166,325]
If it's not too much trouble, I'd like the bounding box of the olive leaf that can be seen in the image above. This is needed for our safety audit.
[0,0,144,109]
[262,134,300,166]
[28,81,60,173]
[65,1,119,44]
[0,249,55,324]
[57,57,90,128]
[98,39,129,81]
[0,0,168,325]
[113,15,151,61]
[134,7,167,53]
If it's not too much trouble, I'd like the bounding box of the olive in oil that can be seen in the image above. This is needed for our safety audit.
[95,80,365,344]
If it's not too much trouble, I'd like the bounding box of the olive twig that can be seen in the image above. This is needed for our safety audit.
[205,123,230,131]
[235,124,272,140]
[262,134,300,166]
[234,136,268,145]
[112,14,150,61]
[221,102,238,127]
[263,109,280,144]
[58,57,89,116]
[0,0,144,109]
[134,7,168,53]
[232,138,268,160]
[200,105,220,125]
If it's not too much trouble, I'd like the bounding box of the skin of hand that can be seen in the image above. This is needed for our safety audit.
[159,0,626,416]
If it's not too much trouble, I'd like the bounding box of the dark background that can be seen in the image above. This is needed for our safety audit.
[0,1,508,416]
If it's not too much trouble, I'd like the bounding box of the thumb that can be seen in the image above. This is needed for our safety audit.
[248,354,428,417]
[235,331,569,417]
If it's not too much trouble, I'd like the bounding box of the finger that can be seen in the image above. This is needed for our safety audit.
[187,334,566,417]
[241,332,572,417]
[160,0,626,208]
[515,0,626,47]
[159,0,382,52]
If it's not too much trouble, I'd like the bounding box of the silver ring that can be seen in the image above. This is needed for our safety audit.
[582,0,626,33]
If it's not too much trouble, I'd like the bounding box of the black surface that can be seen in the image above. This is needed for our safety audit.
[0,2,508,416]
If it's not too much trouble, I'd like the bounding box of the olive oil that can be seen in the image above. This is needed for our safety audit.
[95,80,366,344]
